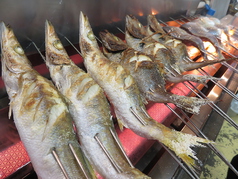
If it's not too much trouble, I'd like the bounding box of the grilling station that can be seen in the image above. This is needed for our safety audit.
[1,0,238,178]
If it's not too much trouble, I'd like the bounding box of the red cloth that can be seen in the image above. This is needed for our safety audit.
[0,142,30,178]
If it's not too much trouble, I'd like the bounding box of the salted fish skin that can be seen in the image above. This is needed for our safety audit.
[45,20,149,179]
[80,12,213,169]
[1,22,92,179]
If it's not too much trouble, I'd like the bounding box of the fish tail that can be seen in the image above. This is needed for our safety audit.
[170,94,210,114]
[159,128,213,169]
[181,58,227,72]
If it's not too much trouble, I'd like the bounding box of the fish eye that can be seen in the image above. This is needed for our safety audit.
[14,45,24,55]
[87,31,94,40]
[53,40,63,50]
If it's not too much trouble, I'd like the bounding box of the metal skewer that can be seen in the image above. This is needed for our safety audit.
[109,127,134,168]
[68,144,91,179]
[58,32,83,56]
[51,148,70,179]
[184,56,238,101]
[129,107,148,125]
[94,133,123,173]
[165,66,238,130]
[160,143,200,179]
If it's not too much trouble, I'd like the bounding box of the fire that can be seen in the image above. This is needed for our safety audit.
[204,41,216,60]
[220,31,228,42]
[151,8,159,15]
[229,29,236,36]
[111,17,121,23]
[138,11,144,17]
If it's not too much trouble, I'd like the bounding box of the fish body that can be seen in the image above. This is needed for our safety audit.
[193,16,230,40]
[1,23,93,179]
[162,25,210,61]
[45,20,148,179]
[79,12,213,169]
[147,15,194,66]
[100,30,209,114]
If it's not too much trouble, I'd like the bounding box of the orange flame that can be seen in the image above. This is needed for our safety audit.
[229,29,235,36]
[151,8,159,15]
[220,31,228,42]
[138,11,144,17]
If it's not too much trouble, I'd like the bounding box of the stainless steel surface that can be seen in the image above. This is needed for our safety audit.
[0,0,200,54]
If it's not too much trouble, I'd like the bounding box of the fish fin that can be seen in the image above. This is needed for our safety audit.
[161,129,214,169]
[8,102,13,119]
[117,118,125,131]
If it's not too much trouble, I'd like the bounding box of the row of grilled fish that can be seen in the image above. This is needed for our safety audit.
[1,12,219,179]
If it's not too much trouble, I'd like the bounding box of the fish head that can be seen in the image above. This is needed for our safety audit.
[45,20,71,66]
[79,11,99,58]
[99,30,128,52]
[125,15,147,39]
[1,22,32,74]
[147,14,164,34]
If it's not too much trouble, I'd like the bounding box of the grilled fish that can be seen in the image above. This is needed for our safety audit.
[100,30,209,114]
[193,16,230,42]
[162,25,210,61]
[80,11,213,169]
[1,22,94,179]
[45,20,149,179]
[147,15,197,69]
[125,15,222,82]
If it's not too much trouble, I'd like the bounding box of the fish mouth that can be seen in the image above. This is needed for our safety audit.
[45,20,55,45]
[1,22,14,47]
[79,11,89,37]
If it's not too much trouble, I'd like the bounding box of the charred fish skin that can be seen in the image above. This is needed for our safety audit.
[45,20,149,179]
[1,23,93,179]
[80,11,213,169]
